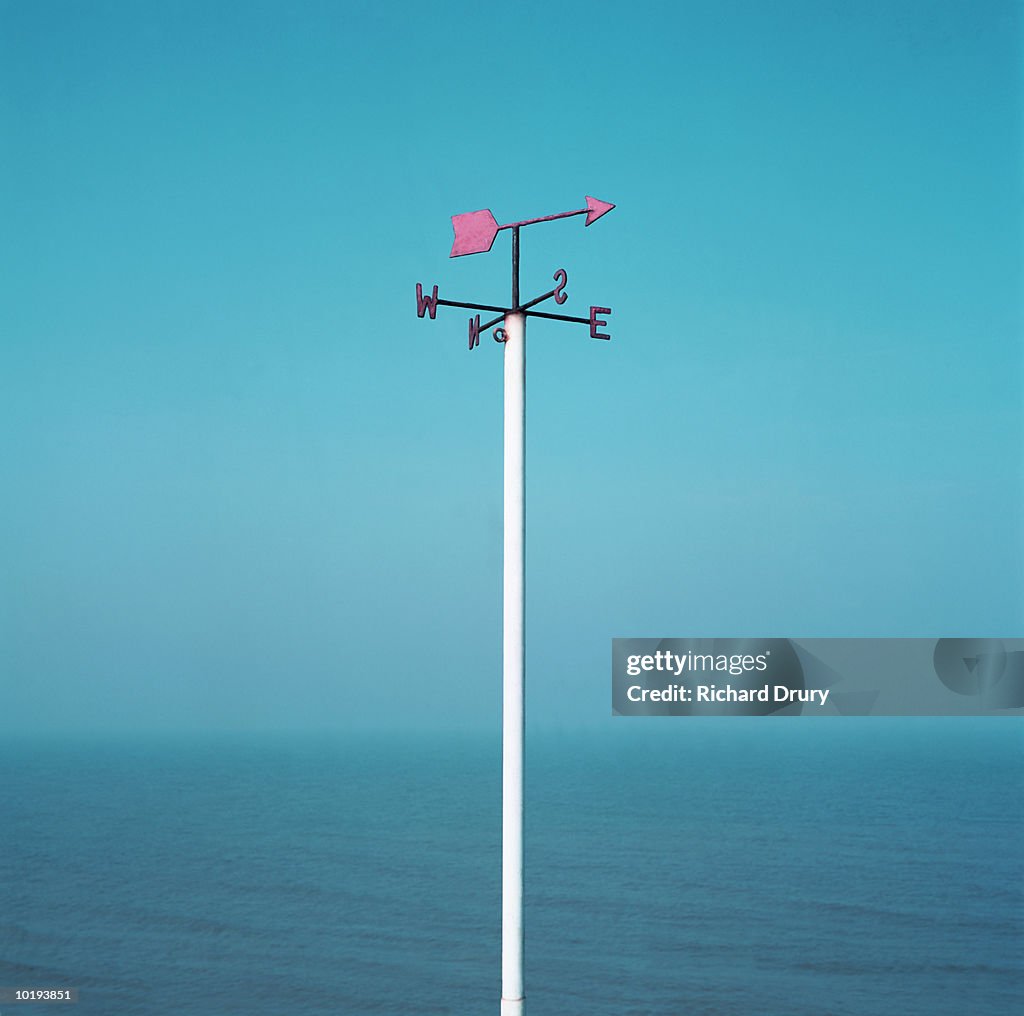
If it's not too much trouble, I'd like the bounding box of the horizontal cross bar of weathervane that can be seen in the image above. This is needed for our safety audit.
[523,309,593,325]
[476,288,560,333]
[436,299,509,314]
[519,287,559,312]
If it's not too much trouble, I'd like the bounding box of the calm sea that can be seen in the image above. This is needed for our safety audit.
[1,720,1021,1015]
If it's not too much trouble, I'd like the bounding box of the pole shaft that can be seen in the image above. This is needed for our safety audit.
[501,311,525,1016]
[511,227,520,310]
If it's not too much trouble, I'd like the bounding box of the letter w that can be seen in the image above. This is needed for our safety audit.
[416,283,439,319]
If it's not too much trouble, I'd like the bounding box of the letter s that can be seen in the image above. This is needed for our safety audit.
[553,268,568,305]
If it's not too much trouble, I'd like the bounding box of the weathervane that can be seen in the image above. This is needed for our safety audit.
[415,194,614,348]
[415,195,616,1016]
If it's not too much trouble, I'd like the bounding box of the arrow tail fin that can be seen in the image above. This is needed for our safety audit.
[450,210,500,257]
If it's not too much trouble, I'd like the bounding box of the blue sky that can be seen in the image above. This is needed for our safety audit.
[1,0,1021,732]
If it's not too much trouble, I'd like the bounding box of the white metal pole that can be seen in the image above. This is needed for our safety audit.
[501,310,525,1016]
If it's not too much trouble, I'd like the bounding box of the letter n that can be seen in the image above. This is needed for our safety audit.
[416,283,439,319]
[468,314,481,350]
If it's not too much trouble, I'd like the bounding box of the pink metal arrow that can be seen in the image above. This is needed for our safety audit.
[450,195,615,257]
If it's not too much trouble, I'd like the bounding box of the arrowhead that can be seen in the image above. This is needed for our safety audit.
[584,195,615,226]
[450,209,500,257]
